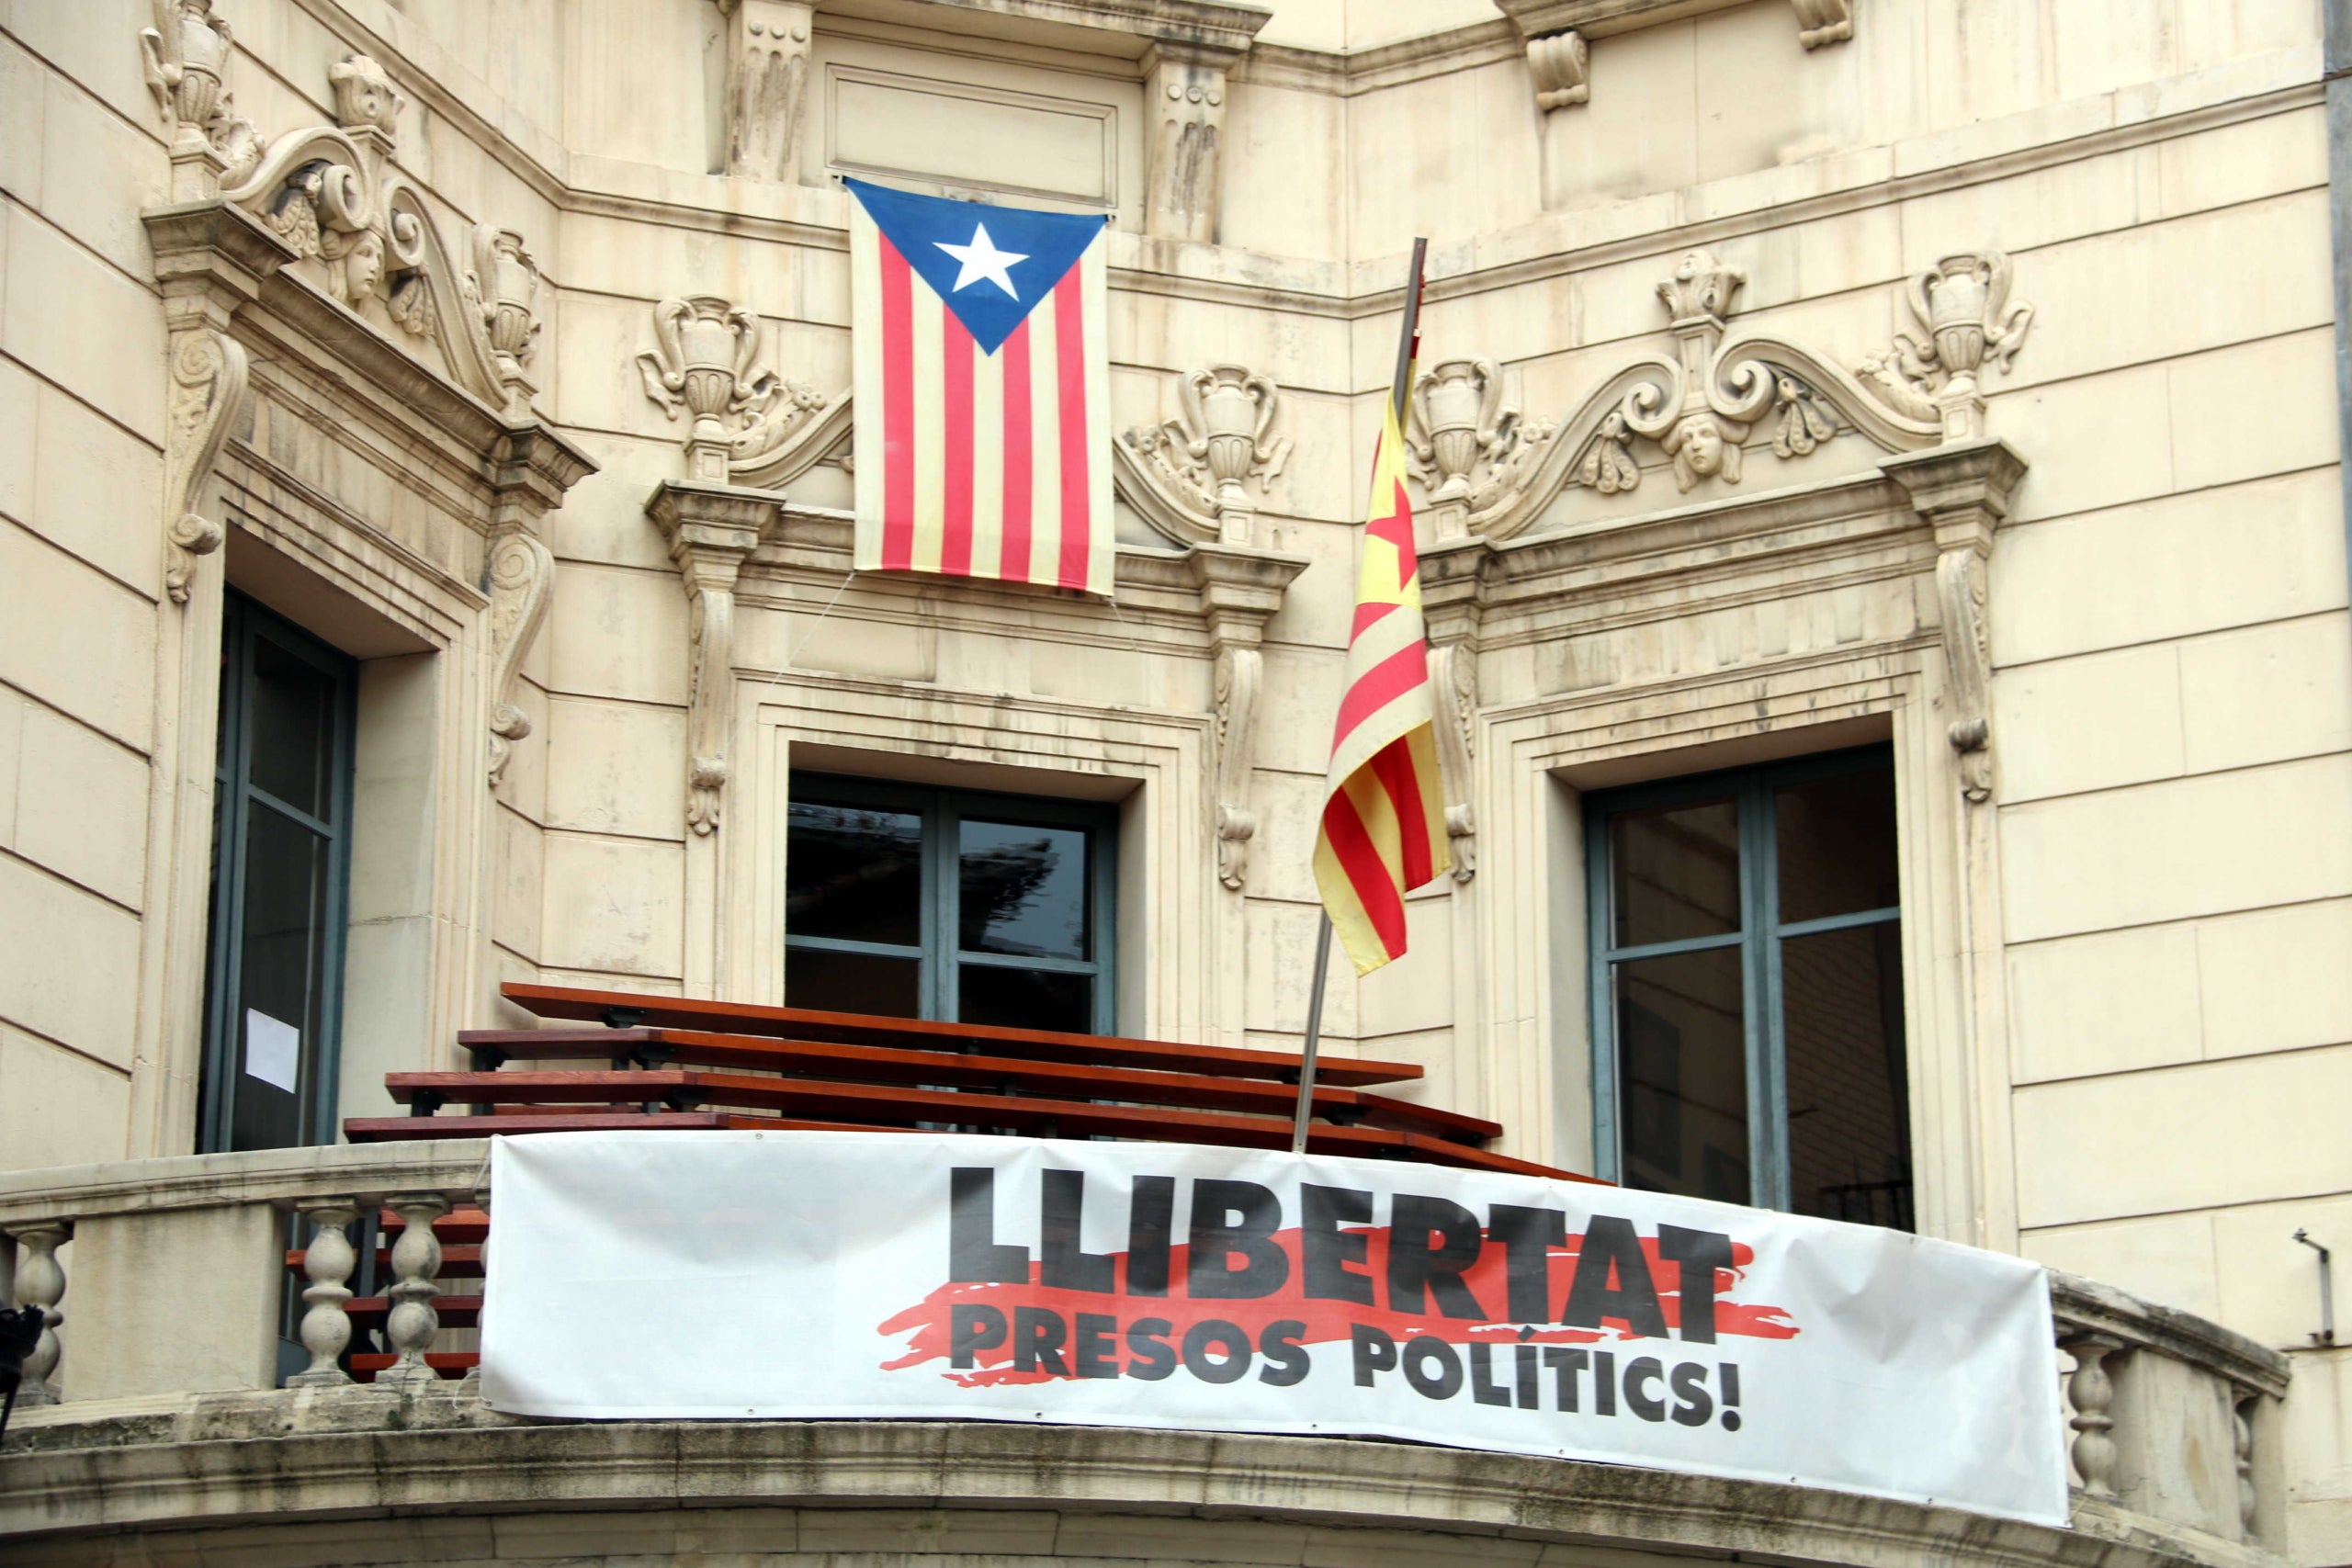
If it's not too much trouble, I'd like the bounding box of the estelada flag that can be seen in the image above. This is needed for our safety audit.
[1313,388,1452,974]
[845,178,1114,597]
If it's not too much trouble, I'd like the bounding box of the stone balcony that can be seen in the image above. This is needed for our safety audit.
[0,1142,2293,1568]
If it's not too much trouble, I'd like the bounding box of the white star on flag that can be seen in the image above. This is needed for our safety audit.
[934,222,1028,299]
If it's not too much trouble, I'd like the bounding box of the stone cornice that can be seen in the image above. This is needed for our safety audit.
[817,0,1272,61]
[0,1399,2243,1568]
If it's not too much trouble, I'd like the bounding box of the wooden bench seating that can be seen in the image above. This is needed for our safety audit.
[317,983,1602,1375]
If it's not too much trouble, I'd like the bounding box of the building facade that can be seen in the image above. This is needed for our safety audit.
[1,0,2348,1562]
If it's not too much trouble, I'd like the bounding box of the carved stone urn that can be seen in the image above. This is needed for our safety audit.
[164,0,231,142]
[640,296,763,478]
[1416,359,1498,502]
[479,231,539,373]
[1182,364,1279,516]
[1917,257,1994,378]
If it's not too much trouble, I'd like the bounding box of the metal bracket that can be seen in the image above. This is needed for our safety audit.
[2295,1229,2335,1346]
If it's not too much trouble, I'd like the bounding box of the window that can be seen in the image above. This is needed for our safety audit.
[199,592,356,1153]
[1586,749,1910,1228]
[785,773,1115,1033]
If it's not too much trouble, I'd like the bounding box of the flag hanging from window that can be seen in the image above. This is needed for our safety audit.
[1313,376,1451,975]
[845,178,1114,597]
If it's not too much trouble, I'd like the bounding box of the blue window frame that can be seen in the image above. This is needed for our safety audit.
[785,773,1116,1034]
[1585,747,1911,1228]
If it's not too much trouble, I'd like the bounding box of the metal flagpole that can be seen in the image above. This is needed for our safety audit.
[1292,235,1429,1156]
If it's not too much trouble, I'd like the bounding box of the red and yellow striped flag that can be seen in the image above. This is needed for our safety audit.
[1313,386,1451,974]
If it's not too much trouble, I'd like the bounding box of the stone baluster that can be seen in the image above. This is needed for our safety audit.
[2234,1390,2260,1538]
[377,1193,450,1389]
[286,1201,362,1388]
[2061,1332,2124,1496]
[11,1222,70,1406]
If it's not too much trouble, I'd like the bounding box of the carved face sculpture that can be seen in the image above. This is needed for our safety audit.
[1679,419,1723,475]
[344,231,385,303]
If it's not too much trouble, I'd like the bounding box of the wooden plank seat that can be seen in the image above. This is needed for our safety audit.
[428,1035,1502,1145]
[348,1351,475,1382]
[497,981,1421,1089]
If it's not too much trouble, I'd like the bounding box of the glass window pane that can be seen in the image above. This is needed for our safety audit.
[1775,765,1899,925]
[232,803,330,1152]
[1783,922,1912,1231]
[246,637,336,817]
[1609,796,1740,950]
[786,946,921,1018]
[960,964,1091,1033]
[787,801,922,946]
[959,818,1089,961]
[1613,946,1748,1203]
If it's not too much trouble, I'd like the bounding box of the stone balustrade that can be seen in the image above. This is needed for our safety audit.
[0,1145,2293,1562]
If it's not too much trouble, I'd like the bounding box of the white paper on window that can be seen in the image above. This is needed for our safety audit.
[243,1008,301,1094]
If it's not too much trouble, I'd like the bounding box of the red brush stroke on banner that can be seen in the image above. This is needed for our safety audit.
[878,1227,1799,1387]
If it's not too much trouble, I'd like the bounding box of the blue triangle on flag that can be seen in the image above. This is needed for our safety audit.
[845,177,1109,355]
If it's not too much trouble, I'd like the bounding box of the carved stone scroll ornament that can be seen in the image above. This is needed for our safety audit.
[1426,247,1948,541]
[1883,439,2030,805]
[648,487,770,834]
[1526,30,1589,110]
[1790,0,1854,48]
[140,0,266,200]
[1856,253,2035,443]
[212,53,528,416]
[484,525,555,786]
[1121,365,1290,547]
[1426,642,1480,879]
[638,296,826,483]
[162,325,249,603]
[1211,644,1263,889]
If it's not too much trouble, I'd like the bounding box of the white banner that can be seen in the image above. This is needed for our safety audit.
[481,1131,2067,1525]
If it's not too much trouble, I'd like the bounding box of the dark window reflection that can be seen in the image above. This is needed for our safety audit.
[960,819,1088,959]
[1615,946,1747,1203]
[1783,922,1911,1229]
[961,964,1091,1033]
[787,802,922,946]
[246,639,334,817]
[1611,797,1739,948]
[1776,767,1898,924]
[786,946,921,1019]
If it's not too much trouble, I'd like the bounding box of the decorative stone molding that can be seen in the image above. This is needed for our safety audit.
[1419,537,1493,881]
[144,201,296,604]
[199,46,541,420]
[1525,30,1589,110]
[1497,0,1847,110]
[1432,242,2038,544]
[1121,365,1291,547]
[485,427,595,787]
[1144,44,1236,243]
[713,0,815,181]
[648,484,774,834]
[1857,253,2035,443]
[1188,545,1311,890]
[1789,0,1854,49]
[638,296,828,483]
[1883,439,2028,806]
[139,0,265,201]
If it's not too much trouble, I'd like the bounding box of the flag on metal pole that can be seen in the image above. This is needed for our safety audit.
[1313,240,1450,976]
[844,178,1114,596]
[1290,240,1442,1156]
